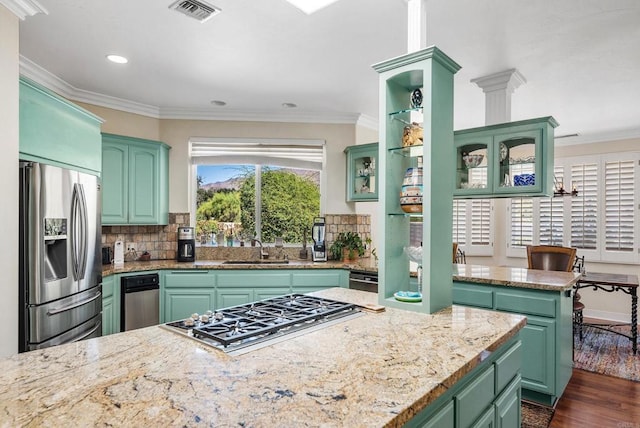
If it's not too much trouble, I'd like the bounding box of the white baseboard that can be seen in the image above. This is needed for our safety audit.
[583,308,633,324]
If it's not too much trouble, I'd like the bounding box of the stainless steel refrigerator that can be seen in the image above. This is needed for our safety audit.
[19,161,102,352]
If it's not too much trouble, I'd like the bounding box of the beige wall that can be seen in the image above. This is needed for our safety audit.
[75,102,160,141]
[159,119,356,214]
[0,5,19,357]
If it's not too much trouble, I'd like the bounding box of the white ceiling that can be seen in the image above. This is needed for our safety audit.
[16,0,640,144]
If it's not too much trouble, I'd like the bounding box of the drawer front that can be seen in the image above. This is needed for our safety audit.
[292,271,345,288]
[495,292,555,317]
[452,284,494,309]
[494,340,522,393]
[456,365,495,428]
[217,272,291,287]
[164,271,214,288]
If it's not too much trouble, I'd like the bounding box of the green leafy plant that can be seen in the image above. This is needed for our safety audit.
[329,231,365,261]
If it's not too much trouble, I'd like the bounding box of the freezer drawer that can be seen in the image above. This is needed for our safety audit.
[27,285,102,345]
[28,313,102,351]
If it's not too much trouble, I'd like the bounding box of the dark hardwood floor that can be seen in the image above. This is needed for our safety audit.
[550,368,640,427]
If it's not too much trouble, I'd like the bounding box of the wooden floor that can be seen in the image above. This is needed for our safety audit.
[550,368,640,427]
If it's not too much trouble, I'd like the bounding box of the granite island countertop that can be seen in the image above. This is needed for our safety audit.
[0,289,525,427]
[453,263,581,291]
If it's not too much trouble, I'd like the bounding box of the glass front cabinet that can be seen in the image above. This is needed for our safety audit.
[454,117,558,198]
[344,142,378,201]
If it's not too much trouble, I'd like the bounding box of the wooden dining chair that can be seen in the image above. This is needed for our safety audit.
[527,245,584,341]
[452,243,458,263]
[526,245,576,272]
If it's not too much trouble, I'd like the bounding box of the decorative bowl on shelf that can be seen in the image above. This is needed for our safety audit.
[394,291,422,302]
[463,154,484,168]
[513,173,535,186]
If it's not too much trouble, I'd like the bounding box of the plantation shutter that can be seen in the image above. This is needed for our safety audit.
[471,200,491,246]
[604,160,635,251]
[539,166,564,246]
[570,163,598,249]
[452,200,466,245]
[510,198,533,247]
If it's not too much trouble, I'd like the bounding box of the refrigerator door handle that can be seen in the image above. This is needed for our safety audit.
[71,183,88,281]
[46,290,102,316]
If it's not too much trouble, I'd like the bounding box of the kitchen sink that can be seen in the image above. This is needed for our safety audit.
[222,259,290,265]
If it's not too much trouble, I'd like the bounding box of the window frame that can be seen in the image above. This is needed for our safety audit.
[453,199,494,256]
[189,137,326,242]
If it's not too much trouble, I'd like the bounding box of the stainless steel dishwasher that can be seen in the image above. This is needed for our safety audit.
[120,273,160,331]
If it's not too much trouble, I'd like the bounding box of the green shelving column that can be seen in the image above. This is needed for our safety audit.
[373,47,460,314]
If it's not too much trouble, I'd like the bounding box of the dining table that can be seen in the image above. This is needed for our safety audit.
[575,272,638,354]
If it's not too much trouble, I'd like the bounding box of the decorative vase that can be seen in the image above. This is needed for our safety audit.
[400,157,423,213]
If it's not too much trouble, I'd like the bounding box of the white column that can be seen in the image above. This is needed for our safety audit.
[471,69,526,125]
[407,0,427,53]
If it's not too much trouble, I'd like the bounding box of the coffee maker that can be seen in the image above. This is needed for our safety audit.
[177,227,195,262]
[311,217,327,262]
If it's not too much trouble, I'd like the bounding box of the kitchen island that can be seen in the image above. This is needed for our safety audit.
[0,289,525,427]
[453,263,581,406]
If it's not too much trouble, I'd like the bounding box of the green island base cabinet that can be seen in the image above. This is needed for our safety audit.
[407,336,522,428]
[101,133,170,225]
[453,281,573,406]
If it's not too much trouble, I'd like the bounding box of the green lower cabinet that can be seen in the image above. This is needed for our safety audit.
[291,270,348,292]
[163,289,216,323]
[420,401,454,428]
[101,275,116,336]
[453,281,571,406]
[255,287,292,301]
[215,288,254,309]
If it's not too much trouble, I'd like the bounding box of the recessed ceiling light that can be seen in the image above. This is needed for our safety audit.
[284,0,340,14]
[211,100,227,106]
[106,54,128,64]
[282,102,297,108]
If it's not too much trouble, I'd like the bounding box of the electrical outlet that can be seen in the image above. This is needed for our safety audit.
[126,243,137,252]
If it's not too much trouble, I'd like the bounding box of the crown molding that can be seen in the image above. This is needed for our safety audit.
[19,55,364,124]
[356,114,378,131]
[0,0,46,20]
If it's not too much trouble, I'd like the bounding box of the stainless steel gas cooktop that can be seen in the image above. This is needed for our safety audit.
[161,294,363,355]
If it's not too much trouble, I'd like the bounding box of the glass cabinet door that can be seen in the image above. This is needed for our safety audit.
[345,143,378,201]
[454,136,492,196]
[493,130,542,194]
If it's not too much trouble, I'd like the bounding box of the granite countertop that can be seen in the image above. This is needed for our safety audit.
[102,258,378,277]
[0,289,525,427]
[453,263,581,291]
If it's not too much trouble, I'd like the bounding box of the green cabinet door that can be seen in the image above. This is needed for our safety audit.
[216,288,254,309]
[344,142,378,201]
[19,77,102,175]
[163,289,216,323]
[454,117,558,199]
[255,288,291,301]
[494,375,521,428]
[101,133,169,225]
[101,141,128,224]
[416,400,454,428]
[470,405,496,428]
[291,270,347,293]
[520,316,556,396]
[101,275,116,336]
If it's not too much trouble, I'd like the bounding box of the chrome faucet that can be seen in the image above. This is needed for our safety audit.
[253,239,269,260]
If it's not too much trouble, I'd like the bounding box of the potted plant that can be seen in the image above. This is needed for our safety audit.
[329,231,365,262]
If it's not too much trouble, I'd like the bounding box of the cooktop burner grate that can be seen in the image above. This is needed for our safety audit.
[164,294,360,352]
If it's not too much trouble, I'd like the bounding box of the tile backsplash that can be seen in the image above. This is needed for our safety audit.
[101,213,371,261]
[101,213,190,261]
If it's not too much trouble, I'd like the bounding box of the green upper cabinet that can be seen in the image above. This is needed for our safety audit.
[454,117,558,198]
[344,142,378,201]
[101,133,170,225]
[19,77,103,175]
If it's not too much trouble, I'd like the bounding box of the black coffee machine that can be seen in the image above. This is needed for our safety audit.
[177,227,195,262]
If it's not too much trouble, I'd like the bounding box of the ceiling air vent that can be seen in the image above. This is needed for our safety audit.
[169,0,221,22]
